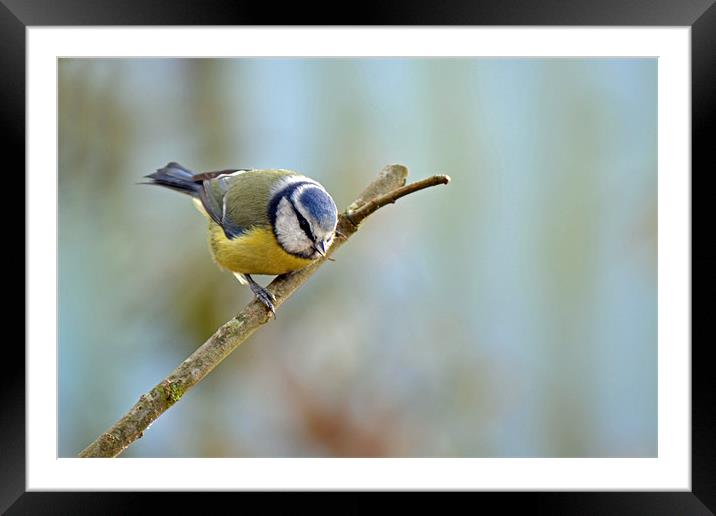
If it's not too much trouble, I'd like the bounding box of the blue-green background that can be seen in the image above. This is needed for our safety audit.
[59,58,657,457]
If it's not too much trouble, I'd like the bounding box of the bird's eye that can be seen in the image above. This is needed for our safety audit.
[298,216,314,241]
[289,202,315,242]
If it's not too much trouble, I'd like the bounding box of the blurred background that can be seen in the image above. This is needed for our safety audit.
[59,58,657,457]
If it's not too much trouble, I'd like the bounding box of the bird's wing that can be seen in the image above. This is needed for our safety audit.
[192,169,248,182]
[195,169,252,239]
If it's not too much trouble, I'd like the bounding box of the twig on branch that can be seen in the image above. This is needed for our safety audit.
[345,174,451,228]
[78,164,450,458]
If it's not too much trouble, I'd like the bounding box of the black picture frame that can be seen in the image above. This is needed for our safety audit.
[5,1,711,513]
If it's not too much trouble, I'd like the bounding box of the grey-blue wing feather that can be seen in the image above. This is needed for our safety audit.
[198,170,252,240]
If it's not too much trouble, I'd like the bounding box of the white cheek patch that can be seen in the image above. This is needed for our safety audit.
[275,197,312,255]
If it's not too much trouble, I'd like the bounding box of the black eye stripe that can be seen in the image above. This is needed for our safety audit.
[289,199,315,242]
[268,180,314,228]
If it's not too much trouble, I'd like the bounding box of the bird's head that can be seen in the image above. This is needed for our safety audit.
[270,178,338,260]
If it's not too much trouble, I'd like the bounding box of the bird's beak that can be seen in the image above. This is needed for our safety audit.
[314,240,328,257]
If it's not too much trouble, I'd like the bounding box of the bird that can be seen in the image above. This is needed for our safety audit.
[143,162,338,316]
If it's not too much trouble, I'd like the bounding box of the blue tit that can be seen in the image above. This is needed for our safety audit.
[144,162,338,315]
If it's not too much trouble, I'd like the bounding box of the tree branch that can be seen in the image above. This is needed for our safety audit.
[78,164,450,458]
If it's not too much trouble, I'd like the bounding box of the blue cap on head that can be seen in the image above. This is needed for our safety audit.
[299,186,337,231]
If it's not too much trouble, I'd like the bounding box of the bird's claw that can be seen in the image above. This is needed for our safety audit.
[253,286,276,319]
[245,275,277,319]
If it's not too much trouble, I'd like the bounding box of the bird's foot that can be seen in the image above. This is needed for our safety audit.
[252,285,276,319]
[245,275,276,319]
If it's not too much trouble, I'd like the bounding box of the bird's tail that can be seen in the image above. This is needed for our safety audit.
[143,162,200,197]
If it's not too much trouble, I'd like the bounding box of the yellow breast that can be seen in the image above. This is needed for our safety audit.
[208,224,314,275]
